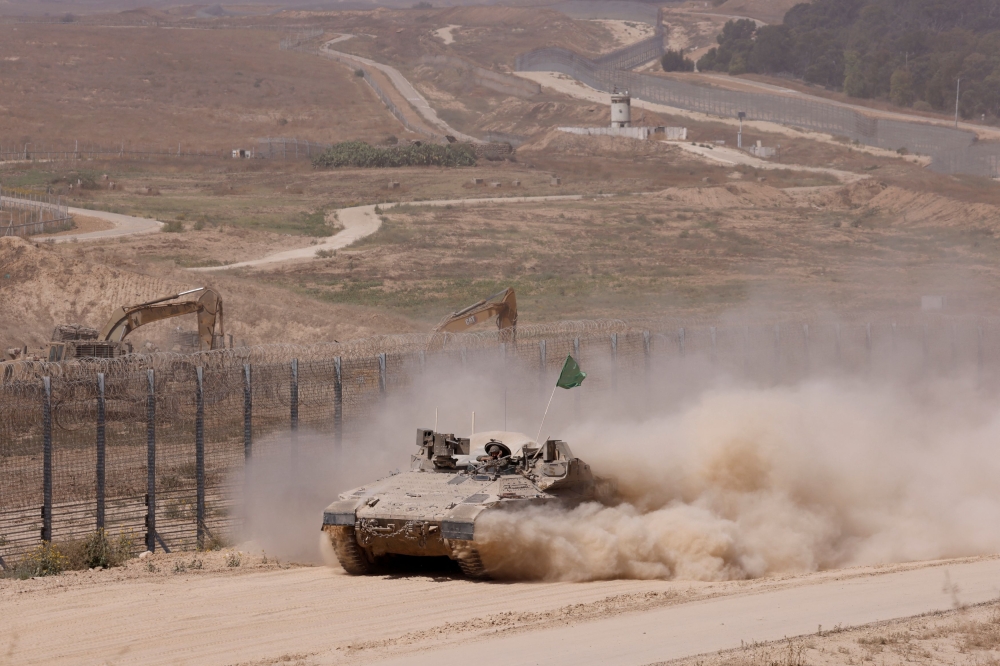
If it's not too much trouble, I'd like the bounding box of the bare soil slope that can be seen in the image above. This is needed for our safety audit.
[0,237,418,352]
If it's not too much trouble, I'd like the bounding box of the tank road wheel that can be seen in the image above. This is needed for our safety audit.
[330,527,377,575]
[453,544,489,579]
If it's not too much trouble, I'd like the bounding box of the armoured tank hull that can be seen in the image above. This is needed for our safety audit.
[322,428,601,578]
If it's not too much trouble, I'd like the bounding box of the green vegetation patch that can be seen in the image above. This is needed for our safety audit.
[313,141,477,168]
[699,3,1000,116]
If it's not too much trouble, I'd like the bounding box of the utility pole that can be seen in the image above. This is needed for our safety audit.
[955,78,961,128]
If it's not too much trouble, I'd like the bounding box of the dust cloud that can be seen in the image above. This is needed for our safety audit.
[235,352,1000,581]
[477,375,1000,581]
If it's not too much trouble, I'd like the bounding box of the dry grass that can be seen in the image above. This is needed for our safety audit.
[668,603,1000,666]
[0,23,409,147]
[271,176,1000,323]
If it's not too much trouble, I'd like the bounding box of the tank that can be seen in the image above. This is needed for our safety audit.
[321,428,606,578]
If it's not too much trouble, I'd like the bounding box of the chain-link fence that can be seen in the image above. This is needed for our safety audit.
[515,44,1000,178]
[0,186,71,237]
[0,141,226,163]
[2,316,999,567]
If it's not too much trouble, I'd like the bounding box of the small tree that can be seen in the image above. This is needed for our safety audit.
[889,68,915,107]
[661,49,695,72]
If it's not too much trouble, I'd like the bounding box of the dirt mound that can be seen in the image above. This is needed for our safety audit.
[519,129,688,158]
[791,180,1000,230]
[652,182,793,209]
[0,237,419,352]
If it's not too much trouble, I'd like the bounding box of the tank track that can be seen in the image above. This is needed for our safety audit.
[454,546,489,579]
[330,527,376,575]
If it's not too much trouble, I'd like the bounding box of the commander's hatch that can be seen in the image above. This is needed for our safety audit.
[523,438,574,462]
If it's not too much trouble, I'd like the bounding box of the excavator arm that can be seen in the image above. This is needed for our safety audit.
[99,287,225,351]
[434,288,516,341]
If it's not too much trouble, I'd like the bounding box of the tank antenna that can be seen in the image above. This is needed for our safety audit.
[434,407,438,431]
[504,388,507,431]
[471,411,475,435]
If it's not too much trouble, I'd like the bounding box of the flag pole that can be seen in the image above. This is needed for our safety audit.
[535,384,558,444]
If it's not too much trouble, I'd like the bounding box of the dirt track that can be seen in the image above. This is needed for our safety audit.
[198,194,606,270]
[3,554,997,665]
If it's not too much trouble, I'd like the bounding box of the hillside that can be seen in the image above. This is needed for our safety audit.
[0,237,418,353]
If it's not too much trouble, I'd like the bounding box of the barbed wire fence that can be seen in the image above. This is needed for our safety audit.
[0,141,228,163]
[279,29,324,51]
[515,39,1000,179]
[2,315,999,567]
[0,186,72,238]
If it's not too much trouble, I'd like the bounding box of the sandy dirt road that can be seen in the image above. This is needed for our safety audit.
[518,70,930,167]
[320,37,479,143]
[0,199,162,243]
[2,555,997,666]
[196,194,607,271]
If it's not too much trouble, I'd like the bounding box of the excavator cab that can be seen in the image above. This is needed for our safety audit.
[27,288,224,363]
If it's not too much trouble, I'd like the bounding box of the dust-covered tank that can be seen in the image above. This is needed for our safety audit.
[321,429,606,578]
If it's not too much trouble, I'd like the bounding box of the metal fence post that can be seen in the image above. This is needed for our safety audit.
[835,323,842,368]
[145,369,156,553]
[42,376,52,543]
[243,364,252,462]
[290,358,299,431]
[978,326,985,378]
[773,324,781,381]
[539,340,547,397]
[96,373,106,530]
[951,324,958,370]
[195,367,205,550]
[922,324,929,371]
[611,333,618,391]
[573,337,581,416]
[802,324,810,377]
[866,322,873,371]
[333,356,343,450]
[743,325,750,377]
[378,353,387,395]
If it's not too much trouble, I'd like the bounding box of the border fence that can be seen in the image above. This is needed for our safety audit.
[320,47,440,140]
[2,315,1000,566]
[0,186,72,238]
[515,38,1000,179]
[0,141,227,163]
[256,138,331,160]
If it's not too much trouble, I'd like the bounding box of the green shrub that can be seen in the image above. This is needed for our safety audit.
[661,50,694,72]
[313,141,477,168]
[59,529,137,570]
[162,220,184,233]
[7,542,68,579]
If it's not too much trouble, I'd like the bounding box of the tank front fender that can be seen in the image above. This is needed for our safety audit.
[322,498,366,527]
[441,504,488,540]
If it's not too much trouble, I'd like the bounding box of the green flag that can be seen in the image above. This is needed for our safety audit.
[556,355,586,389]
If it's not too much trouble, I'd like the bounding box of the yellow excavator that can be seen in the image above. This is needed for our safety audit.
[6,287,225,362]
[433,287,517,342]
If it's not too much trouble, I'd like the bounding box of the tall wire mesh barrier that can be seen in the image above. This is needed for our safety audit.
[515,46,1000,179]
[0,186,71,238]
[1,316,998,565]
[0,141,226,163]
